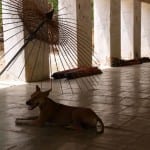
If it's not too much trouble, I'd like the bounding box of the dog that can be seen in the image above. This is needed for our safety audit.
[16,85,104,133]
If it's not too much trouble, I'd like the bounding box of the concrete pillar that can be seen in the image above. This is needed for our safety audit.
[121,0,134,59]
[76,0,92,67]
[94,0,120,67]
[94,0,110,67]
[110,0,121,59]
[141,2,150,57]
[133,0,141,59]
[121,0,141,60]
[58,0,92,67]
[2,0,49,81]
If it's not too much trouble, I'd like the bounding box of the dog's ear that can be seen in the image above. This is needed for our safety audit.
[36,85,40,92]
[43,89,52,97]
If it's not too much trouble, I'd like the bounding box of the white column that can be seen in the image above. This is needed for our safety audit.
[133,0,141,59]
[76,0,92,67]
[110,0,121,60]
[141,2,150,57]
[121,0,141,60]
[2,0,49,81]
[94,0,111,67]
[58,0,92,67]
[94,0,121,67]
[121,0,134,59]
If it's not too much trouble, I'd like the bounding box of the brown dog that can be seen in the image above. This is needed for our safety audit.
[16,85,104,133]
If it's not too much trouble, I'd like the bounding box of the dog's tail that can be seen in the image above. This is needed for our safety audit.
[96,117,104,134]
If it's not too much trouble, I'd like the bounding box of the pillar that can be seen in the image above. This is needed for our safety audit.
[110,0,121,59]
[94,0,121,67]
[2,0,49,81]
[134,0,141,59]
[141,2,150,57]
[76,0,92,67]
[58,0,92,67]
[121,0,141,60]
[121,0,134,59]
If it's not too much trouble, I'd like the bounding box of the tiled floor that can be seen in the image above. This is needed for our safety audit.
[0,63,150,150]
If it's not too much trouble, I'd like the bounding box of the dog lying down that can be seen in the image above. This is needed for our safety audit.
[16,85,104,134]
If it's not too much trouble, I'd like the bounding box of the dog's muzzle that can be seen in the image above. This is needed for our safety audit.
[26,100,38,110]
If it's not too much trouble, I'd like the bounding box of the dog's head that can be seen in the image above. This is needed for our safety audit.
[26,85,51,110]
